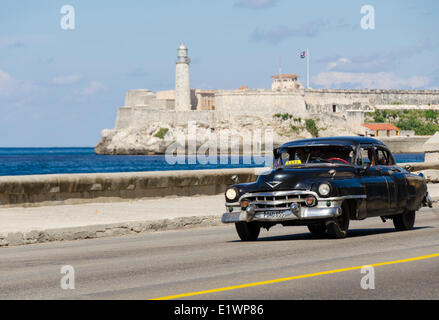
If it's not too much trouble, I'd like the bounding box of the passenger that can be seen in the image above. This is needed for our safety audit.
[368,149,375,166]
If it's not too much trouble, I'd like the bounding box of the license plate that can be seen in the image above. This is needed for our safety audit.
[259,210,290,219]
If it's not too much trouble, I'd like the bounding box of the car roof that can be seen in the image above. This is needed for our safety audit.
[276,136,387,149]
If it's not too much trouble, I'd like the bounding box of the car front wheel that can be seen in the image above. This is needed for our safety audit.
[235,222,261,241]
[393,210,415,231]
[326,202,350,239]
[307,223,327,235]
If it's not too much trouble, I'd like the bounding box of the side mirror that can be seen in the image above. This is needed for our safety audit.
[362,162,371,170]
[359,162,370,174]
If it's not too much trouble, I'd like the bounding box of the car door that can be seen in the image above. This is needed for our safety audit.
[357,145,390,217]
[374,147,408,215]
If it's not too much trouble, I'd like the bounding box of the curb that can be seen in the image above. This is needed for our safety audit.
[0,215,223,247]
[1,198,438,248]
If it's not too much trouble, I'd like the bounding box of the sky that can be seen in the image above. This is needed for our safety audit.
[0,0,438,147]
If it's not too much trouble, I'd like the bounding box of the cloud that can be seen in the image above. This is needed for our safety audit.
[0,69,14,96]
[81,81,105,96]
[251,19,329,44]
[126,68,149,77]
[235,0,278,9]
[0,69,38,97]
[319,40,434,73]
[312,72,430,90]
[51,74,83,85]
[327,58,351,71]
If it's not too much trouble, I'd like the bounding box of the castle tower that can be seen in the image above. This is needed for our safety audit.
[175,43,191,111]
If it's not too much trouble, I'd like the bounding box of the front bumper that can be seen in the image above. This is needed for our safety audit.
[222,205,342,223]
[423,192,433,208]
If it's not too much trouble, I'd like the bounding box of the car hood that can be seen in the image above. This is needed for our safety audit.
[242,166,356,192]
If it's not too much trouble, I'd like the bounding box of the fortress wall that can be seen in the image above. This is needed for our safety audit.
[115,107,134,130]
[124,89,155,106]
[156,90,175,100]
[375,104,439,110]
[305,89,439,106]
[126,109,217,128]
[215,90,308,117]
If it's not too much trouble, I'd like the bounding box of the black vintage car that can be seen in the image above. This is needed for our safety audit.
[222,136,433,241]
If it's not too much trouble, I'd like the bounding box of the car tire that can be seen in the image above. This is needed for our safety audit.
[307,223,327,235]
[326,202,350,239]
[235,222,260,241]
[393,210,415,231]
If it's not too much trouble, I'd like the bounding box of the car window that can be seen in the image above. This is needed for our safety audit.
[376,148,395,166]
[275,146,353,167]
[376,149,389,166]
[357,146,376,166]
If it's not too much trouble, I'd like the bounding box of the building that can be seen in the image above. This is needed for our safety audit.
[95,43,439,154]
[362,123,400,137]
[271,74,303,90]
[175,43,191,111]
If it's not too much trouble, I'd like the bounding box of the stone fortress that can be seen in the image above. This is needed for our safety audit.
[95,43,439,155]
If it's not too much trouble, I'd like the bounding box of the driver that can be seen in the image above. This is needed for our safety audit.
[295,149,308,162]
[368,149,375,166]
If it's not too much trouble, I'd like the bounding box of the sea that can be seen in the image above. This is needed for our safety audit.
[0,148,425,177]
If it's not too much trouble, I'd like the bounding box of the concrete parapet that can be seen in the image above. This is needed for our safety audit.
[1,163,438,208]
[380,136,430,154]
[423,132,439,162]
[0,168,260,208]
[401,161,439,171]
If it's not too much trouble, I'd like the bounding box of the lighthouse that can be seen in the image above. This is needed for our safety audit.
[175,43,191,111]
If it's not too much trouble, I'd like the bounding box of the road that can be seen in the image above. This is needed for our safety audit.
[0,207,438,300]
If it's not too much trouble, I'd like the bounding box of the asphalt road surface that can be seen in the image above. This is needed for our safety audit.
[1,207,438,300]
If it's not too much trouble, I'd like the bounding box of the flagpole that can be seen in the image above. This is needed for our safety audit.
[306,48,309,89]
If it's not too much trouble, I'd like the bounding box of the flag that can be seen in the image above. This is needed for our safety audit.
[300,51,306,59]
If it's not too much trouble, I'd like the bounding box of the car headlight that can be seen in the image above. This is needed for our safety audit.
[318,183,331,196]
[225,188,238,201]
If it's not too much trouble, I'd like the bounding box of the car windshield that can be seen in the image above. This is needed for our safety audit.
[274,145,354,168]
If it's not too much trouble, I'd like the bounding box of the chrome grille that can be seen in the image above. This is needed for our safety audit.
[242,192,312,211]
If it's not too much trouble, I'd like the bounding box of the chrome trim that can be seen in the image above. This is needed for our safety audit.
[221,206,342,223]
[224,203,240,207]
[249,199,303,206]
[324,195,367,200]
[238,190,366,202]
[239,190,318,201]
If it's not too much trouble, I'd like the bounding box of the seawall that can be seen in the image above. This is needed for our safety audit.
[0,169,260,208]
[380,136,430,153]
[1,163,439,208]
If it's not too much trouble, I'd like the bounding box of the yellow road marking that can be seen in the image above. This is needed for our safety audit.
[151,252,439,300]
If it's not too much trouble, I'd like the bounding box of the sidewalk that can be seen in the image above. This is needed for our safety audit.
[1,185,438,247]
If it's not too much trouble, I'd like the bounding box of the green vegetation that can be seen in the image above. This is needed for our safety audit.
[274,113,293,120]
[154,127,169,139]
[305,119,319,137]
[290,125,300,134]
[366,110,439,135]
[274,113,321,137]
